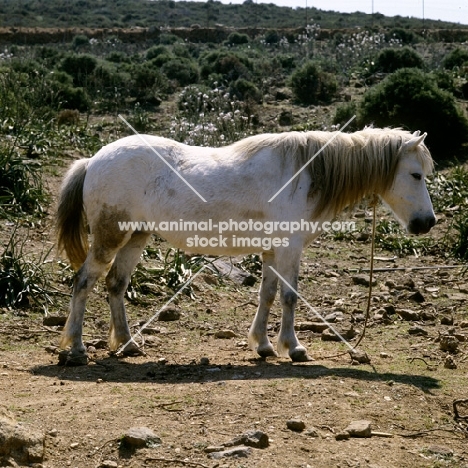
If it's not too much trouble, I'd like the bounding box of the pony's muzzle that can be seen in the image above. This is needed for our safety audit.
[408,215,436,235]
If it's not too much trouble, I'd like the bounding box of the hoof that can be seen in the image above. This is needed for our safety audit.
[289,349,312,362]
[58,350,88,366]
[256,345,278,359]
[119,342,146,357]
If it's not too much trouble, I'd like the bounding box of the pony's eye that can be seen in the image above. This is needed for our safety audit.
[411,173,422,181]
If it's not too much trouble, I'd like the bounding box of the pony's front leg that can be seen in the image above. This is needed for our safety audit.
[248,251,278,358]
[275,248,311,362]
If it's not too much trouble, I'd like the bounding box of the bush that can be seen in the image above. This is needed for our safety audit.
[226,32,249,45]
[230,78,262,102]
[388,28,418,45]
[443,47,468,69]
[71,34,90,49]
[56,85,90,112]
[265,30,280,44]
[370,47,424,73]
[290,61,338,105]
[60,53,97,87]
[161,58,199,86]
[106,51,131,64]
[358,68,468,158]
[200,50,253,82]
[146,45,169,60]
[333,102,358,131]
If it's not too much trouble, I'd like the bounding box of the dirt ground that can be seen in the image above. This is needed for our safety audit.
[1,186,468,468]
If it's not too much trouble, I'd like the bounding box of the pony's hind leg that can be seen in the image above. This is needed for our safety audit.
[248,251,278,358]
[106,231,151,356]
[59,251,113,365]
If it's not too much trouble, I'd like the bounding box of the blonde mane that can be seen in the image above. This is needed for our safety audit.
[231,128,433,218]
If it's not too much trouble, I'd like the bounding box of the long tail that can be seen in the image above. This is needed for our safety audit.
[56,159,90,270]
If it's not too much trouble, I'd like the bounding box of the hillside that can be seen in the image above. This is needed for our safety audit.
[0,0,467,30]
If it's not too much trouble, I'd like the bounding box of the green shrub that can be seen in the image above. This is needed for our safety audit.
[0,228,53,310]
[333,102,358,130]
[149,53,174,67]
[146,45,169,60]
[290,61,338,105]
[200,50,253,82]
[60,53,98,87]
[358,68,468,158]
[265,30,280,44]
[161,58,199,86]
[71,34,90,49]
[172,44,191,58]
[370,47,424,73]
[443,47,468,69]
[106,51,131,64]
[130,64,168,104]
[56,86,90,112]
[226,32,249,45]
[387,28,418,45]
[230,78,262,102]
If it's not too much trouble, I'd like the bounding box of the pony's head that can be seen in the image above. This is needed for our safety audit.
[380,131,436,235]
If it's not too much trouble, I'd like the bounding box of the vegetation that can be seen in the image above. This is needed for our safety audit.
[290,61,338,105]
[0,2,468,310]
[357,68,468,158]
[1,0,466,30]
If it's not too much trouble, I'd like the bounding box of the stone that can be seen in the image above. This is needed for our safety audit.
[321,328,341,342]
[286,418,306,432]
[344,420,372,438]
[121,427,161,449]
[408,325,428,336]
[212,259,257,286]
[304,427,320,438]
[427,445,453,457]
[215,330,237,339]
[335,431,351,440]
[100,461,118,468]
[157,306,181,322]
[408,291,425,303]
[439,335,459,353]
[352,275,377,287]
[420,311,436,321]
[397,309,420,321]
[324,312,344,323]
[42,315,67,327]
[224,430,269,449]
[444,355,457,369]
[348,350,371,364]
[209,446,252,459]
[295,322,329,332]
[204,446,225,453]
[0,414,45,464]
[440,315,454,325]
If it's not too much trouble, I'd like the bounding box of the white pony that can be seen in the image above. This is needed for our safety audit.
[57,128,436,365]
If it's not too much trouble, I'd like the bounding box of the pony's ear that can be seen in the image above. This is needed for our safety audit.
[412,130,421,137]
[405,132,427,150]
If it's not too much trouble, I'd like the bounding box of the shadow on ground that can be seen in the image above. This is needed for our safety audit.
[31,356,440,392]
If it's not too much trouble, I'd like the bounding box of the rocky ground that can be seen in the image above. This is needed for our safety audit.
[1,197,468,467]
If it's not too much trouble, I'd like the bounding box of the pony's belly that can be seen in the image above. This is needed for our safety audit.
[159,230,291,256]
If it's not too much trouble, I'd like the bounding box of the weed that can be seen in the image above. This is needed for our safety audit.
[0,228,54,311]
